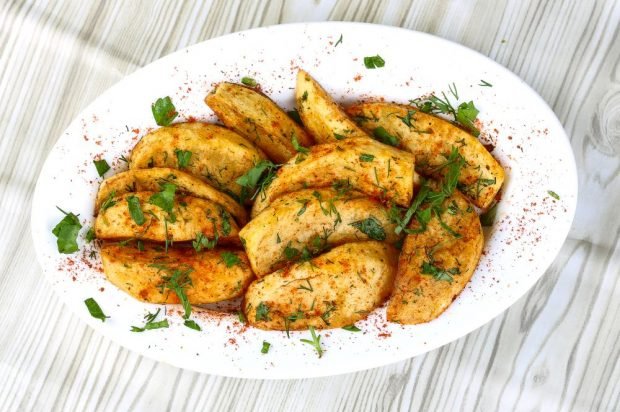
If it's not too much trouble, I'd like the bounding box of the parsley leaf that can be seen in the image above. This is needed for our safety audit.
[350,216,386,240]
[241,76,257,87]
[151,264,194,319]
[85,227,96,243]
[334,133,346,140]
[342,324,361,332]
[255,302,271,321]
[300,326,323,358]
[363,55,385,69]
[52,207,82,254]
[148,183,177,217]
[291,134,309,154]
[99,191,118,212]
[127,195,145,225]
[174,149,192,169]
[359,153,375,162]
[421,260,460,283]
[151,96,178,126]
[261,341,271,354]
[548,190,560,200]
[84,298,108,322]
[93,159,110,177]
[193,232,218,252]
[235,160,279,202]
[455,101,480,136]
[184,319,201,331]
[131,308,169,332]
[221,251,241,268]
[373,126,399,146]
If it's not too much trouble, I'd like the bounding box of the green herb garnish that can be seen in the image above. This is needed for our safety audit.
[127,195,145,225]
[221,251,241,268]
[287,109,302,124]
[292,134,309,154]
[373,126,399,146]
[363,55,385,69]
[131,308,169,332]
[174,149,192,169]
[84,298,108,322]
[359,153,375,162]
[421,260,460,283]
[151,96,178,126]
[334,34,343,47]
[479,80,493,87]
[255,302,271,321]
[193,232,218,252]
[184,319,201,331]
[480,202,498,227]
[151,264,194,319]
[52,207,82,254]
[548,190,560,200]
[93,159,110,177]
[148,183,177,219]
[261,341,271,354]
[85,227,96,243]
[342,324,361,332]
[350,216,386,240]
[241,77,257,87]
[300,326,323,358]
[235,160,279,202]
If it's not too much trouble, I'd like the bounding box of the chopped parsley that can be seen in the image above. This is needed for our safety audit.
[261,341,271,354]
[363,55,385,69]
[151,264,194,319]
[193,232,218,252]
[184,319,201,331]
[296,199,310,216]
[174,149,192,169]
[255,302,271,321]
[151,96,178,126]
[359,153,375,162]
[84,298,108,322]
[85,227,96,243]
[52,207,82,254]
[148,183,177,220]
[93,159,110,177]
[333,133,346,140]
[99,191,118,212]
[300,326,323,358]
[334,34,343,47]
[221,251,241,268]
[421,260,460,283]
[479,79,493,87]
[342,324,361,332]
[291,134,309,154]
[127,195,145,225]
[235,160,279,203]
[373,126,399,146]
[350,216,386,240]
[241,76,257,87]
[131,308,169,332]
[548,190,560,200]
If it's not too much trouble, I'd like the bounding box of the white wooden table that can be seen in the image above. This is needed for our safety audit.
[1,1,619,410]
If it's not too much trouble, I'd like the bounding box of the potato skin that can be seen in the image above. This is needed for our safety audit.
[244,241,398,330]
[129,122,265,199]
[101,243,254,304]
[346,102,505,209]
[95,192,240,245]
[205,82,313,163]
[251,137,419,217]
[95,167,248,225]
[386,190,483,324]
[240,188,403,277]
[296,70,368,143]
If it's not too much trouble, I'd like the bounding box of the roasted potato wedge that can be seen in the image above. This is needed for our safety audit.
[346,102,504,208]
[205,82,313,162]
[386,190,483,324]
[129,122,265,199]
[101,243,253,304]
[251,137,418,217]
[244,241,397,330]
[296,69,369,143]
[240,188,402,277]
[95,192,240,244]
[95,167,248,225]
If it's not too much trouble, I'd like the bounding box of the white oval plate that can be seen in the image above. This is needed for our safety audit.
[31,22,577,379]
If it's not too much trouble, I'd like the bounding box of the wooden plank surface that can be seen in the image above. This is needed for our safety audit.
[0,0,619,410]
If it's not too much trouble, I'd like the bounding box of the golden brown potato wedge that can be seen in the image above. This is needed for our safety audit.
[95,167,248,225]
[101,243,254,304]
[205,82,313,163]
[129,122,265,199]
[296,69,369,143]
[346,102,504,209]
[386,190,483,324]
[240,188,403,277]
[95,192,240,245]
[251,137,418,217]
[244,241,397,330]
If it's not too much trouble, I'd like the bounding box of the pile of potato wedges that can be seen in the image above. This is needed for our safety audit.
[94,69,505,330]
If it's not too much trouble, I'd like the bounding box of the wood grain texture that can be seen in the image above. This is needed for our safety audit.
[0,0,619,411]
